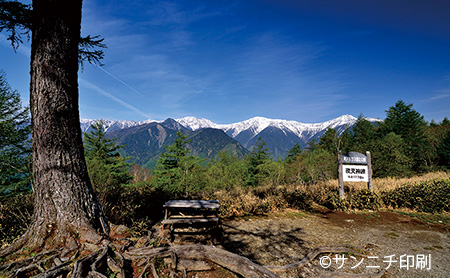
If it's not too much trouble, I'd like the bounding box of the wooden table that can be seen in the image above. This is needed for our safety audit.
[161,200,220,236]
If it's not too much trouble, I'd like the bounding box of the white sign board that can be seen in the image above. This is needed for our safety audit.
[343,165,369,182]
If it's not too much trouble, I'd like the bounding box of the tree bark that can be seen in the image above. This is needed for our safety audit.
[2,0,108,254]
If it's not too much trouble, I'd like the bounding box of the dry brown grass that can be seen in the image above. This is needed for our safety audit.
[321,171,450,192]
[205,171,450,217]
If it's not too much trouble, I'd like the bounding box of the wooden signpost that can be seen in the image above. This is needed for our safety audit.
[338,151,373,199]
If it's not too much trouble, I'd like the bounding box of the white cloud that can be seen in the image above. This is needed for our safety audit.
[95,65,145,97]
[78,0,351,122]
[430,90,450,101]
[146,1,223,27]
[79,78,151,119]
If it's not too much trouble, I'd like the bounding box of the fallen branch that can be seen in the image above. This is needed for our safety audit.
[138,262,151,278]
[149,261,159,278]
[126,244,279,278]
[126,244,384,278]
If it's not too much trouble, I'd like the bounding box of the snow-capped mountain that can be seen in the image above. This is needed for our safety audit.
[178,115,360,134]
[175,116,218,131]
[105,118,248,168]
[177,115,378,146]
[176,115,380,159]
[81,115,381,160]
[80,119,154,133]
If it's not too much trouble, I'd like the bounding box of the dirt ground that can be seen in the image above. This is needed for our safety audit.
[170,208,450,278]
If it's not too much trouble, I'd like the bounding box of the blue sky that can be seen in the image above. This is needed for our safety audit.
[1,0,450,123]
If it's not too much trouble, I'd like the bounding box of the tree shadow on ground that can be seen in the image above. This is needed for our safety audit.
[220,219,309,266]
[168,217,309,266]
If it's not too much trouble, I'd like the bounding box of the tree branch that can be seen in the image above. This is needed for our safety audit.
[0,0,31,50]
[1,1,107,65]
[78,35,107,68]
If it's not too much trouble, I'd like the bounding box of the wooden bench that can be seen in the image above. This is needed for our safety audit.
[161,200,220,237]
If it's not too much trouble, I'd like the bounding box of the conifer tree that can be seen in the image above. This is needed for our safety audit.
[285,142,302,163]
[438,129,450,169]
[0,0,109,254]
[423,117,450,169]
[246,137,271,186]
[306,138,318,152]
[154,131,204,196]
[0,71,31,193]
[83,120,132,191]
[373,132,412,177]
[207,151,247,190]
[383,100,428,172]
[350,115,377,152]
[318,128,339,154]
[155,131,190,171]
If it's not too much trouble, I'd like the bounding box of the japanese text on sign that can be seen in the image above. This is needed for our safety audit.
[342,152,367,164]
[342,165,369,182]
[342,156,367,164]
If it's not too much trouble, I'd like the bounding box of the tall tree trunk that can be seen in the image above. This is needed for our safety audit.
[8,0,108,252]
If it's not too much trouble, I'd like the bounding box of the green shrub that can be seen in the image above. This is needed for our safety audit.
[382,179,450,213]
[324,192,351,211]
[283,188,313,211]
[321,190,382,211]
[350,189,384,210]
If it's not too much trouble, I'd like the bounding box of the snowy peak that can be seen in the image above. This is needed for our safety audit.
[322,114,357,128]
[81,115,375,140]
[176,114,363,139]
[176,117,218,131]
[80,114,381,160]
[80,118,154,133]
[220,117,275,137]
[303,115,357,131]
[174,114,380,157]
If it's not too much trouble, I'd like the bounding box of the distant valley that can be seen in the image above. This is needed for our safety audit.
[80,115,380,168]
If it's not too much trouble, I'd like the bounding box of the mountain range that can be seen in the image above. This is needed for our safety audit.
[103,119,248,168]
[80,115,380,167]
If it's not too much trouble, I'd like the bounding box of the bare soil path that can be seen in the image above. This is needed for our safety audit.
[172,208,450,277]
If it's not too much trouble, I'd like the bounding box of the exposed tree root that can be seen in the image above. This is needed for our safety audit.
[0,230,33,259]
[33,261,72,278]
[1,241,384,278]
[0,249,61,273]
[0,219,106,261]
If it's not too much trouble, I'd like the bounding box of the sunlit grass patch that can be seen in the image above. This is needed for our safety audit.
[392,210,450,226]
